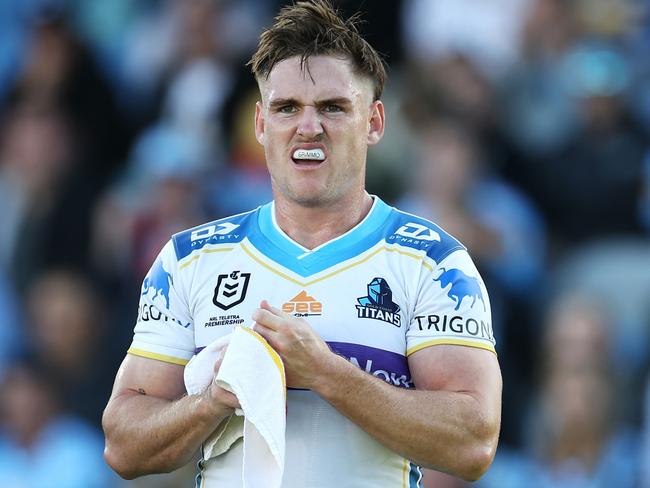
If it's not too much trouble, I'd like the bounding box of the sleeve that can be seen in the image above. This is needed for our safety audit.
[406,249,496,356]
[127,240,195,365]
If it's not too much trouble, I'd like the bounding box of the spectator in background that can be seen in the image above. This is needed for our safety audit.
[205,86,273,217]
[399,49,524,209]
[122,125,210,278]
[120,0,271,157]
[0,359,116,488]
[478,293,640,488]
[398,118,545,298]
[529,43,646,247]
[90,0,272,276]
[0,104,82,291]
[403,54,496,141]
[401,0,533,80]
[24,269,115,426]
[0,13,132,292]
[91,122,210,284]
[157,0,234,142]
[498,0,582,162]
[551,238,650,382]
[398,116,545,449]
[498,0,648,250]
[122,0,267,110]
[7,13,130,181]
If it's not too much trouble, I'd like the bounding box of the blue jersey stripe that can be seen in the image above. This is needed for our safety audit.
[251,198,394,276]
[172,209,256,261]
[172,198,464,277]
[409,462,423,488]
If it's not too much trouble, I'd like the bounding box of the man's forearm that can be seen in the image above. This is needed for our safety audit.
[102,391,231,479]
[313,354,500,481]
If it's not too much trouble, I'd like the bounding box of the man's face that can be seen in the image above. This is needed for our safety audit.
[255,55,384,207]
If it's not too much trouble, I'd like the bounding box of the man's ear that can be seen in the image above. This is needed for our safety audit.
[255,101,265,145]
[367,100,385,146]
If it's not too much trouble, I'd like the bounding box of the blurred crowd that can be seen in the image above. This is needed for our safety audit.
[0,0,649,487]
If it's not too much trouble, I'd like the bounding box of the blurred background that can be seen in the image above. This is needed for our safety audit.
[0,0,649,487]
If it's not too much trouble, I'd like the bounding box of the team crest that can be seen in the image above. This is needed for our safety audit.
[213,270,251,310]
[356,277,401,327]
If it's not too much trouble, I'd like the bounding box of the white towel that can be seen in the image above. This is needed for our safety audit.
[184,326,286,488]
[184,334,244,460]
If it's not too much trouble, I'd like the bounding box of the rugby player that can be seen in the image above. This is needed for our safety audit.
[102,1,502,486]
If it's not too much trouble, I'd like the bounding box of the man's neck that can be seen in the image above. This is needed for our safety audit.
[274,192,374,250]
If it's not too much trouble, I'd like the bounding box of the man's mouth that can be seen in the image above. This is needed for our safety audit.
[292,148,326,165]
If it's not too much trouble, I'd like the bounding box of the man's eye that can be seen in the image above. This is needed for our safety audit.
[323,104,343,113]
[278,105,297,114]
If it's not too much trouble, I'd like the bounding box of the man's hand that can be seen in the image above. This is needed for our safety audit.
[252,300,335,389]
[103,353,242,479]
[204,346,241,413]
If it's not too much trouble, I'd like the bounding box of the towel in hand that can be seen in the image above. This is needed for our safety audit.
[184,326,286,488]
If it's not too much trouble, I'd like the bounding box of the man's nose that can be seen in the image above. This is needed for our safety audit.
[296,106,323,138]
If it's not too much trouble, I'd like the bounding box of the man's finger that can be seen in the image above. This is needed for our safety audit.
[224,391,241,409]
[260,299,290,318]
[252,322,282,346]
[252,307,286,331]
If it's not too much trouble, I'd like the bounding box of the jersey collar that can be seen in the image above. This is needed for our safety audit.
[252,196,392,274]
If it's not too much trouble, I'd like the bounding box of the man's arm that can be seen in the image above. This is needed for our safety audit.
[252,301,502,482]
[102,353,239,479]
[316,344,501,481]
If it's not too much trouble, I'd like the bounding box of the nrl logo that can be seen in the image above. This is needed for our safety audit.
[213,270,251,310]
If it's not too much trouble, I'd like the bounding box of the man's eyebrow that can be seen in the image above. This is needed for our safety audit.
[314,97,352,107]
[268,97,299,109]
[267,97,353,109]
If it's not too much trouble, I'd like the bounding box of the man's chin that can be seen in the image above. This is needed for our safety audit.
[290,194,331,208]
[283,188,336,208]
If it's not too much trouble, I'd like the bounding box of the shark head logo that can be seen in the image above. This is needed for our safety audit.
[433,268,485,311]
[141,259,173,309]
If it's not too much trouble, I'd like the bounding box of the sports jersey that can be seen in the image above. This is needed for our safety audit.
[129,196,496,488]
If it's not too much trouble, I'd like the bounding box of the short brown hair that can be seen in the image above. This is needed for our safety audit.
[248,0,386,101]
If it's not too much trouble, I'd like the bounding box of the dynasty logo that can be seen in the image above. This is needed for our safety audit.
[356,277,401,327]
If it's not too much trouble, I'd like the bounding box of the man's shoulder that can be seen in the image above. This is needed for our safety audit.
[171,207,261,261]
[383,205,466,263]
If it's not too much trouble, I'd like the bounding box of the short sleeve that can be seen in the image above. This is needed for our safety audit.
[128,240,195,365]
[407,249,496,356]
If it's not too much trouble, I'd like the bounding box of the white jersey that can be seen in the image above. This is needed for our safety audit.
[129,197,495,488]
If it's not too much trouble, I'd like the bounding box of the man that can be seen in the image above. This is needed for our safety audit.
[102,1,502,486]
